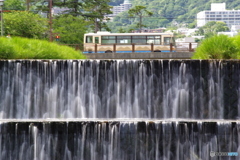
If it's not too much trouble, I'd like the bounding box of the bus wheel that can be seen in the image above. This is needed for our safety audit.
[105,50,113,53]
[154,50,161,52]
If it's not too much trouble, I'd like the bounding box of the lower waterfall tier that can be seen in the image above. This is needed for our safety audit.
[0,120,239,160]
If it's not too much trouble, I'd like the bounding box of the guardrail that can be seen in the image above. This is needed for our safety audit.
[175,42,199,52]
[85,52,194,59]
[60,42,198,53]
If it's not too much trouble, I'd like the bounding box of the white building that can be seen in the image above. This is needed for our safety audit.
[108,0,132,17]
[218,31,238,37]
[197,3,240,28]
[176,28,199,36]
[53,7,68,15]
[231,25,240,32]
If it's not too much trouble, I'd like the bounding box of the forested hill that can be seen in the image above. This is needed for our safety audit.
[107,0,240,32]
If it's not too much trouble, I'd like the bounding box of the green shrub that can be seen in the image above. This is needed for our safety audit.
[192,34,238,59]
[0,37,86,59]
[231,35,240,59]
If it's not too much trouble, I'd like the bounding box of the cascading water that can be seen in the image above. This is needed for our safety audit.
[0,60,238,119]
[0,60,239,159]
[0,120,239,160]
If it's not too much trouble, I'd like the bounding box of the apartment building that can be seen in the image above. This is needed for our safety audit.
[108,0,132,18]
[197,3,240,28]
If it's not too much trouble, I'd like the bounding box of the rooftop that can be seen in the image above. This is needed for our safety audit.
[123,0,131,4]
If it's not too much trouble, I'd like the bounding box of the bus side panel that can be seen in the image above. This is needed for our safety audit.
[135,45,151,52]
[83,44,95,53]
[98,45,114,53]
[116,45,132,53]
[83,44,176,53]
[154,45,175,52]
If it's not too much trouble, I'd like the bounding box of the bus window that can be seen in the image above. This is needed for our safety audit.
[95,37,99,44]
[147,36,161,44]
[86,36,93,43]
[117,36,131,44]
[164,37,171,45]
[132,36,147,44]
[101,36,116,44]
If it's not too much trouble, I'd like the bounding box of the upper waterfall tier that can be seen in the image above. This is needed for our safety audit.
[0,60,239,119]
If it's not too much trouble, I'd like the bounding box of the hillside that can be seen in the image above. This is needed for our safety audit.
[107,0,240,32]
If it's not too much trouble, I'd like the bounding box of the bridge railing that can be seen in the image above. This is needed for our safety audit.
[60,42,199,53]
[175,42,199,52]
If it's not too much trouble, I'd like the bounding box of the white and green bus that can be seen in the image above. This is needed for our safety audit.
[83,32,175,53]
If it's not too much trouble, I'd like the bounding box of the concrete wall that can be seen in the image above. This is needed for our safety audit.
[86,52,194,59]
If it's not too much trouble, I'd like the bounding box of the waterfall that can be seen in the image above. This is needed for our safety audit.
[0,60,238,119]
[0,60,239,159]
[0,120,239,160]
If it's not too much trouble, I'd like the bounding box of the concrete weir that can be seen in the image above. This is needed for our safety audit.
[86,52,194,59]
[0,60,240,160]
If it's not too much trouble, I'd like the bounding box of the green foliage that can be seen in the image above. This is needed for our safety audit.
[27,0,112,33]
[128,5,153,31]
[53,15,88,44]
[3,11,48,39]
[82,0,112,32]
[108,0,240,32]
[58,0,82,16]
[188,21,197,29]
[0,37,86,59]
[6,0,240,34]
[4,0,25,10]
[192,35,238,59]
[30,0,82,15]
[231,35,240,59]
[107,12,132,32]
[196,21,229,38]
[128,5,153,17]
[118,28,127,33]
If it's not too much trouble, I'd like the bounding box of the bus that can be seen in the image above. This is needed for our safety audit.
[83,32,175,54]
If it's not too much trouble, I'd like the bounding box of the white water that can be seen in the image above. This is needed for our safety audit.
[0,60,234,119]
[0,120,239,160]
[0,60,239,159]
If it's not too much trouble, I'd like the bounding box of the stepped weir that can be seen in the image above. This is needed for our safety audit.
[0,60,239,159]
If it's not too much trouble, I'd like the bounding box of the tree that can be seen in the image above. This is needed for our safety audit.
[53,14,88,44]
[128,5,153,32]
[82,0,112,32]
[188,21,197,28]
[197,21,229,38]
[8,0,240,31]
[25,0,82,16]
[4,0,25,10]
[43,0,112,33]
[4,11,48,38]
[55,0,82,16]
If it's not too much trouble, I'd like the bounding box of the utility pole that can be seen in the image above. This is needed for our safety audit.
[26,0,30,11]
[0,0,4,37]
[94,18,98,33]
[0,7,2,36]
[49,0,53,42]
[94,5,99,33]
